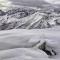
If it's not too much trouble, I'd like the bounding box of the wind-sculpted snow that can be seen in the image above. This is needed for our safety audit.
[0,26,60,60]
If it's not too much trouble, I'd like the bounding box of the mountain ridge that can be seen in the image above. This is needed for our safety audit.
[0,5,60,30]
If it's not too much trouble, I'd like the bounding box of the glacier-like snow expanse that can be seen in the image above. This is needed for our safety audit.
[0,26,60,60]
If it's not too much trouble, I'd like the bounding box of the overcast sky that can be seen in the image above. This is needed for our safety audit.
[0,0,60,10]
[10,0,60,4]
[45,0,60,4]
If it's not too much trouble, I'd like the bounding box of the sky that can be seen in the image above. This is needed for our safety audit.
[10,0,60,4]
[45,0,60,4]
[0,0,12,10]
[0,0,60,10]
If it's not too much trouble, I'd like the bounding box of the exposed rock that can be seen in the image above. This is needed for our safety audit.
[38,41,57,56]
[0,10,6,16]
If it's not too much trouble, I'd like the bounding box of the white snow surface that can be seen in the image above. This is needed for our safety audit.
[0,26,60,60]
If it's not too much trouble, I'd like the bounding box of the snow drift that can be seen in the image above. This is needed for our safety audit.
[0,26,60,60]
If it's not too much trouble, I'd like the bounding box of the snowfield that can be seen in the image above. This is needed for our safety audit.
[0,0,60,60]
[0,26,60,60]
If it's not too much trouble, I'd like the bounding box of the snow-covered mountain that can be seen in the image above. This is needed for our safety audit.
[0,5,60,30]
[0,2,60,60]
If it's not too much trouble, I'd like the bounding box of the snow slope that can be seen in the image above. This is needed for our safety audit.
[0,10,60,30]
[0,5,60,30]
[0,26,60,60]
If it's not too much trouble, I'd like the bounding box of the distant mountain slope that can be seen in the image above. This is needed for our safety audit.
[0,5,60,30]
